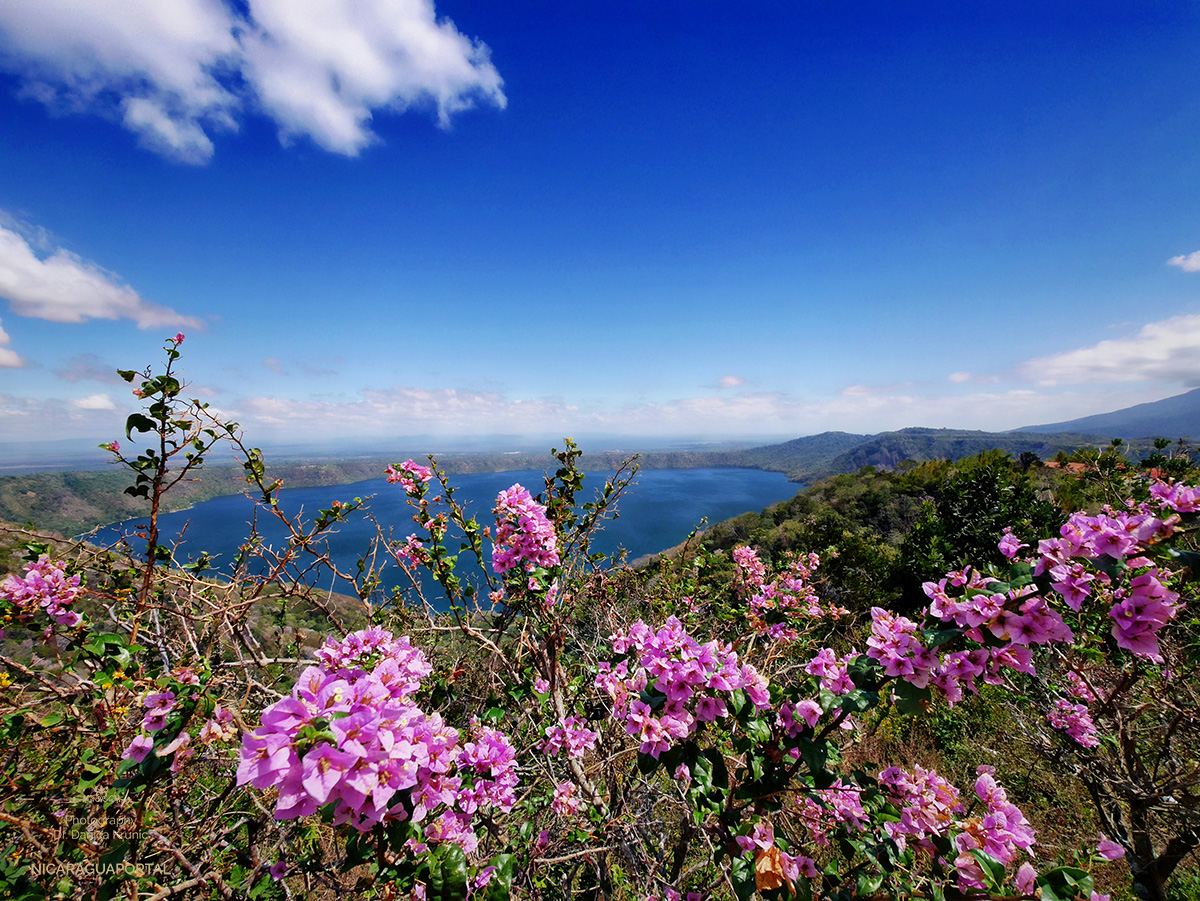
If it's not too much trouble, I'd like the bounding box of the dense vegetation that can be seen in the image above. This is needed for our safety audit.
[3,340,1199,901]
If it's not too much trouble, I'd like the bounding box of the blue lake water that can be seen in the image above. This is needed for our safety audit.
[88,467,798,601]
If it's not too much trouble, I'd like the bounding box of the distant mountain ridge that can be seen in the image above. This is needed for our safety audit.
[1015,388,1200,439]
[721,428,1107,482]
[1,392,1170,536]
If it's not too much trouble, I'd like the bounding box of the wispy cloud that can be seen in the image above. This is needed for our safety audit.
[69,393,115,411]
[716,375,745,388]
[223,380,1150,441]
[0,0,505,163]
[0,320,22,368]
[0,223,201,329]
[1168,251,1200,272]
[0,392,124,439]
[1020,314,1200,387]
[55,353,123,383]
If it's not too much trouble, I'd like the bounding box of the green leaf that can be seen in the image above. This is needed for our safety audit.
[847,654,882,689]
[924,628,961,650]
[117,369,138,382]
[1037,866,1094,901]
[481,854,515,901]
[745,715,772,744]
[434,844,468,901]
[797,738,835,787]
[838,688,879,713]
[38,712,63,727]
[1006,562,1035,587]
[856,870,885,895]
[730,854,756,901]
[967,849,1005,892]
[1093,554,1127,582]
[727,688,748,716]
[1165,547,1200,579]
[892,680,931,715]
[637,752,660,776]
[124,412,156,437]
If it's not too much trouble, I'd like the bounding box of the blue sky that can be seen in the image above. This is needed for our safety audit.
[3,1,1200,453]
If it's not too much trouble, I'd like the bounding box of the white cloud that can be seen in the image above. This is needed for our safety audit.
[242,0,506,155]
[948,371,972,383]
[0,0,505,163]
[1168,251,1200,272]
[0,223,201,329]
[717,375,744,388]
[0,0,239,164]
[0,392,124,440]
[1021,314,1200,387]
[69,393,115,410]
[0,319,22,368]
[221,379,1147,442]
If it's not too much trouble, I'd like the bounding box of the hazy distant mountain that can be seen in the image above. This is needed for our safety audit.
[1015,389,1200,439]
[714,428,1103,482]
[731,431,874,480]
[821,428,1105,474]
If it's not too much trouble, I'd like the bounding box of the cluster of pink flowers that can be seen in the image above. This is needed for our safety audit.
[998,527,1028,559]
[237,627,517,848]
[492,484,560,577]
[596,616,770,758]
[924,568,1074,647]
[868,602,1043,706]
[732,547,847,641]
[551,781,581,816]
[795,779,870,841]
[1107,570,1179,659]
[1032,493,1191,660]
[1047,698,1099,748]
[199,705,237,744]
[731,545,767,590]
[541,715,598,759]
[874,480,1193,707]
[1150,480,1200,512]
[952,767,1036,891]
[387,459,434,495]
[804,647,858,694]
[123,688,205,773]
[788,764,1033,892]
[776,698,822,737]
[878,764,963,852]
[392,534,429,567]
[142,690,177,731]
[0,555,84,634]
[733,820,820,881]
[1066,670,1095,702]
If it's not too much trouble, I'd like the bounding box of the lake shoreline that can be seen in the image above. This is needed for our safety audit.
[87,468,802,591]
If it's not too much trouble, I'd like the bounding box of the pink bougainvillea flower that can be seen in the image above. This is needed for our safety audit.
[122,734,154,763]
